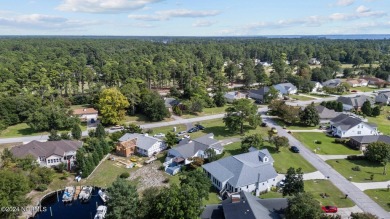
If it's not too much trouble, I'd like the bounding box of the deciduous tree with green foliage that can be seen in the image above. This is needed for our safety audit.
[285,193,322,219]
[273,136,290,152]
[283,167,304,196]
[140,90,170,121]
[264,86,280,104]
[223,99,259,134]
[164,132,177,148]
[106,177,139,219]
[98,87,130,125]
[241,134,264,152]
[350,212,378,219]
[364,142,390,175]
[300,103,320,126]
[48,129,61,141]
[180,170,211,200]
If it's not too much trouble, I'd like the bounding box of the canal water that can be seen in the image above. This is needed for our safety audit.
[34,187,105,219]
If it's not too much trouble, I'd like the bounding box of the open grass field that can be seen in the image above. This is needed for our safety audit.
[364,189,390,212]
[273,118,318,130]
[326,159,390,182]
[222,142,316,174]
[367,105,390,136]
[0,122,87,138]
[293,132,361,155]
[261,180,355,208]
[289,94,316,101]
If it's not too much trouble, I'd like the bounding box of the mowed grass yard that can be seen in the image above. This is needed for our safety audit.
[364,189,390,212]
[289,94,316,101]
[0,122,87,138]
[367,105,390,136]
[223,142,316,174]
[261,180,355,208]
[293,132,361,155]
[273,118,318,130]
[326,159,390,182]
[181,105,230,119]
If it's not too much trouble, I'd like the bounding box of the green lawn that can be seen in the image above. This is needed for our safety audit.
[326,159,390,182]
[364,189,390,211]
[86,159,135,187]
[261,180,355,208]
[273,118,318,130]
[203,187,222,205]
[150,124,187,135]
[351,86,379,92]
[293,132,361,155]
[223,143,316,173]
[0,123,48,138]
[181,105,230,119]
[289,94,315,101]
[123,114,173,125]
[367,105,390,135]
[309,93,330,98]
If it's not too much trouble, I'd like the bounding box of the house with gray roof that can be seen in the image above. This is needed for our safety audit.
[11,140,83,169]
[248,87,271,103]
[273,83,297,95]
[322,79,342,88]
[337,95,375,111]
[118,133,166,157]
[330,114,379,138]
[164,97,180,112]
[224,91,247,103]
[164,134,223,175]
[375,91,390,105]
[201,191,287,219]
[202,149,278,196]
[315,105,341,123]
[348,135,390,151]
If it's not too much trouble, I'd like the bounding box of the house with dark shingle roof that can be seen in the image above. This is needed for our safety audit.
[330,114,379,138]
[322,79,342,88]
[337,95,374,111]
[117,133,166,157]
[375,91,390,105]
[202,149,278,196]
[11,140,83,169]
[201,191,287,219]
[164,97,180,112]
[348,135,390,151]
[248,87,271,103]
[315,105,341,123]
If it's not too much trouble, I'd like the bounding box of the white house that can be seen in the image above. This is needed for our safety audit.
[346,79,368,87]
[273,83,297,95]
[118,133,166,157]
[375,91,390,105]
[330,114,379,138]
[11,140,83,169]
[202,149,278,196]
[311,81,323,93]
[224,91,247,103]
[72,108,98,123]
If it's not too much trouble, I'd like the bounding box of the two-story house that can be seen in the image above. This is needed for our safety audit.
[116,133,166,157]
[330,114,379,138]
[375,91,390,105]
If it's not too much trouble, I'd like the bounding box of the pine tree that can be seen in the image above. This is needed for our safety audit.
[361,100,372,116]
[71,124,82,140]
[95,123,106,139]
[372,106,381,117]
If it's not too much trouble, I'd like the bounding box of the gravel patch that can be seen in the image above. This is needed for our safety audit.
[128,162,169,192]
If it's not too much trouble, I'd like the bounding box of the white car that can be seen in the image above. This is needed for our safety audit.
[153,133,165,138]
[176,131,187,136]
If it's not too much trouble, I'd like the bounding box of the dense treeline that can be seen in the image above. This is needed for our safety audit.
[1,37,390,129]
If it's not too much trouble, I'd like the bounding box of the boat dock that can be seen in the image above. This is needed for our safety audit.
[74,186,81,200]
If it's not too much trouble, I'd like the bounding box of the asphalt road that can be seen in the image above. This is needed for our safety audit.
[262,114,390,219]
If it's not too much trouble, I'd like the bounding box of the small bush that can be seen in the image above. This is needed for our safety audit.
[315,140,322,144]
[120,172,130,178]
[347,155,366,160]
[163,178,170,183]
[334,138,348,144]
[159,165,165,171]
[36,184,48,191]
[352,166,361,171]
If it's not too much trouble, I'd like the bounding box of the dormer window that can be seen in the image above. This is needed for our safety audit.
[263,157,269,162]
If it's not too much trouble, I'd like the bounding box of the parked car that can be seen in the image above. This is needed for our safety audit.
[261,122,268,127]
[321,206,338,213]
[351,90,357,93]
[110,125,123,130]
[153,133,165,138]
[271,127,278,134]
[176,131,187,136]
[290,146,300,153]
[195,124,205,130]
[187,127,199,133]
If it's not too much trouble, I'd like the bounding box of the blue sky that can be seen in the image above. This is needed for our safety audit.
[0,0,389,36]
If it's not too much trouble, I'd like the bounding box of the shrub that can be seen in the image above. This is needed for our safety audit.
[36,184,48,191]
[315,140,322,144]
[347,155,366,160]
[163,178,170,183]
[120,172,130,179]
[334,138,348,144]
[351,166,361,171]
[54,163,66,173]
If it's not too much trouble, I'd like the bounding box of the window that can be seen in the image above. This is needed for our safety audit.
[357,131,361,135]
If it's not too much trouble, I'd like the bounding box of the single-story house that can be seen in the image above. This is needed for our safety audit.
[116,133,166,157]
[201,191,287,219]
[11,140,83,169]
[330,114,379,138]
[315,105,341,123]
[308,58,320,65]
[202,149,278,196]
[346,78,368,87]
[337,95,375,111]
[72,108,98,123]
[164,98,180,112]
[248,87,271,103]
[224,91,247,103]
[322,79,342,88]
[164,134,223,175]
[311,81,323,93]
[273,83,297,95]
[375,91,390,105]
[348,135,390,151]
[360,76,388,87]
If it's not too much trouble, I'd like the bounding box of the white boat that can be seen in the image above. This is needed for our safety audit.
[78,186,93,202]
[98,189,108,203]
[62,187,75,203]
[94,205,107,219]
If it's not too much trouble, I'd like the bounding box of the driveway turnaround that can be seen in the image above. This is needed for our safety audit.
[263,115,390,219]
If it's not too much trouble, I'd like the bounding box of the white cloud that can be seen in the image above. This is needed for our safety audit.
[128,9,220,21]
[356,5,370,13]
[128,22,156,28]
[335,0,355,6]
[192,20,216,27]
[57,0,163,13]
